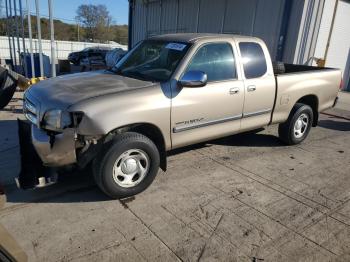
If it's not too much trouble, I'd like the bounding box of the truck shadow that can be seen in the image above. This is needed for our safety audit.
[3,171,111,204]
[3,128,284,204]
[169,128,283,156]
[318,119,350,131]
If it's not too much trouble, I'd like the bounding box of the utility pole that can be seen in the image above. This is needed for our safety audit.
[5,0,14,68]
[14,0,21,69]
[35,0,44,77]
[77,22,80,42]
[48,0,56,77]
[19,0,28,77]
[26,0,35,77]
[9,0,17,69]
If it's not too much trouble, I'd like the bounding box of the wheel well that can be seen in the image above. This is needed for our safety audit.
[112,123,167,171]
[296,95,319,126]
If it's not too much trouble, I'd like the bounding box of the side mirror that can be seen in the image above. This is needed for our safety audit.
[179,71,207,88]
[116,53,126,63]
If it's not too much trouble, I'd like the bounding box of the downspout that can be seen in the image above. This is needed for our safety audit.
[323,0,339,64]
[196,0,201,33]
[175,0,179,33]
[277,0,293,61]
[159,0,162,35]
[128,0,134,50]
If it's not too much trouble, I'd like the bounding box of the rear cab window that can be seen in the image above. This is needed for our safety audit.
[239,42,267,79]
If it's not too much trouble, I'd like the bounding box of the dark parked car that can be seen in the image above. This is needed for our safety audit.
[68,46,113,65]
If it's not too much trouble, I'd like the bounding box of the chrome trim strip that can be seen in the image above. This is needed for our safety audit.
[23,97,39,125]
[243,108,272,118]
[173,108,272,133]
[173,114,242,133]
[25,112,38,125]
[24,100,36,115]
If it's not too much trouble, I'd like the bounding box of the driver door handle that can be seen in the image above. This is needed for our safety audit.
[229,87,240,95]
[247,85,256,92]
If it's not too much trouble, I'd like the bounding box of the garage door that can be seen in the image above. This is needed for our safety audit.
[326,0,350,90]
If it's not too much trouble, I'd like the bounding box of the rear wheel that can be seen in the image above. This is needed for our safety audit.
[93,132,160,199]
[278,103,313,145]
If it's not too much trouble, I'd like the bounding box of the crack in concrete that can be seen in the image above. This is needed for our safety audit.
[121,203,183,262]
[196,213,223,262]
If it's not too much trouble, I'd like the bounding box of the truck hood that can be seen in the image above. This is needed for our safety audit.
[26,70,154,110]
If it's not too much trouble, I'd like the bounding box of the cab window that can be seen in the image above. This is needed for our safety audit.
[185,43,236,82]
[239,42,267,79]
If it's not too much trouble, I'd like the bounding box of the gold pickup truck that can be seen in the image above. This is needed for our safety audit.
[18,33,341,198]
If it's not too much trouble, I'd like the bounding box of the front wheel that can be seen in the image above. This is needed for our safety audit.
[278,103,314,145]
[93,132,160,199]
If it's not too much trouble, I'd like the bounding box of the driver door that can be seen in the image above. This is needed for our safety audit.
[171,42,245,149]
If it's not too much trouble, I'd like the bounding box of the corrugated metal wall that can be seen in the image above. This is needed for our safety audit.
[131,0,287,59]
[130,0,326,64]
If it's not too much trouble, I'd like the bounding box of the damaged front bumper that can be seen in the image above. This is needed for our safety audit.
[16,119,77,189]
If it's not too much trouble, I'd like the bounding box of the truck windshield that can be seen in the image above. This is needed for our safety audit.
[112,40,191,82]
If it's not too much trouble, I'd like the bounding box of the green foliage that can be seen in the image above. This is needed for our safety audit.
[0,3,128,45]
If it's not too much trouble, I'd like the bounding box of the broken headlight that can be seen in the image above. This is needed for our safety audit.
[42,109,72,132]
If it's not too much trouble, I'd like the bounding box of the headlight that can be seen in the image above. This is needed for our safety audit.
[42,109,72,131]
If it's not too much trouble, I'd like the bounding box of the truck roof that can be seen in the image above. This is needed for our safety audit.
[149,33,258,43]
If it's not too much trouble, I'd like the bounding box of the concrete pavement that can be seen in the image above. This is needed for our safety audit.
[0,92,350,261]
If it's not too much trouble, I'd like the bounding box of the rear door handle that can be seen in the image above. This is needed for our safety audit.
[247,85,256,92]
[229,87,240,95]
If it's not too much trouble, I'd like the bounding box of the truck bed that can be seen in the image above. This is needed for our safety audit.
[274,63,335,75]
[271,63,342,125]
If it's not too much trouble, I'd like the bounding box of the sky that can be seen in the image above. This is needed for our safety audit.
[11,0,129,25]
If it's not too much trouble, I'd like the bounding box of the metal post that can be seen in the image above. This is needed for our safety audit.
[9,0,17,68]
[324,0,339,63]
[48,0,56,77]
[196,0,201,33]
[26,0,35,77]
[77,23,80,42]
[14,0,22,73]
[35,0,44,77]
[19,0,28,77]
[5,0,14,68]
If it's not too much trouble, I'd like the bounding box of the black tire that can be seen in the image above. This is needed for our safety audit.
[93,132,160,199]
[278,103,314,145]
[0,69,17,110]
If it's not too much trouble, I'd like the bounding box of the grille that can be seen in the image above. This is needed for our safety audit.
[23,97,38,125]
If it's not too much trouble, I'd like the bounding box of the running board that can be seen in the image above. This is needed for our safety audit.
[16,119,58,189]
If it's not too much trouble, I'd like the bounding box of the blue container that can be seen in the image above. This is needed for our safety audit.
[21,53,51,78]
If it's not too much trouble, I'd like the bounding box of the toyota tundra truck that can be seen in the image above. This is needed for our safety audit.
[18,33,341,198]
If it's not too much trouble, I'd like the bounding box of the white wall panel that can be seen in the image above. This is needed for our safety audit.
[326,0,350,90]
[313,0,336,61]
[0,36,127,63]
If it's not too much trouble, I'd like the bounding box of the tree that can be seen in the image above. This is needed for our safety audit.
[75,4,112,42]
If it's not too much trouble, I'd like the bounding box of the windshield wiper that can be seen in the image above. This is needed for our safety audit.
[122,71,152,81]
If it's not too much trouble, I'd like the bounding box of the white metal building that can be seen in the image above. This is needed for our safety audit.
[128,0,350,90]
